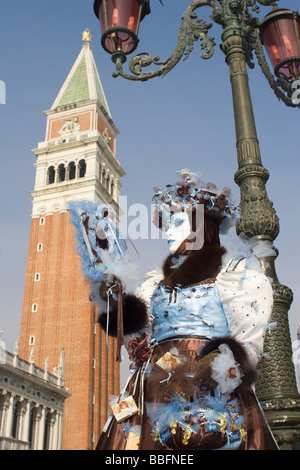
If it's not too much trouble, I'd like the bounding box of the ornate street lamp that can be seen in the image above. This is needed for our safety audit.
[94,0,300,106]
[260,8,300,81]
[94,0,300,449]
[93,0,150,55]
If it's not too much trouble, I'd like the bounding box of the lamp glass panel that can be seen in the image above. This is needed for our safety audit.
[262,17,300,79]
[99,0,141,53]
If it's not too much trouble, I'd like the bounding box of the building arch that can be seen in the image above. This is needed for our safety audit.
[57,164,66,183]
[105,174,110,191]
[47,166,55,185]
[78,159,86,178]
[36,207,47,217]
[49,202,62,213]
[102,168,106,185]
[110,179,114,197]
[68,161,76,180]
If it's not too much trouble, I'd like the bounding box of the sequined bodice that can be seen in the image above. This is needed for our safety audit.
[150,279,230,343]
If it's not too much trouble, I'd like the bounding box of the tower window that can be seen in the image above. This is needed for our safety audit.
[32,303,38,313]
[29,336,35,346]
[68,161,76,180]
[37,243,43,252]
[34,273,40,282]
[40,217,45,226]
[47,166,55,185]
[78,159,86,178]
[105,175,110,191]
[58,164,66,183]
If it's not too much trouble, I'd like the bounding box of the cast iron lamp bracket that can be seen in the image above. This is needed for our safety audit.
[109,0,299,108]
[111,1,217,81]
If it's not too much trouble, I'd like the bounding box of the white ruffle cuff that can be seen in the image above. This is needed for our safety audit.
[211,344,243,394]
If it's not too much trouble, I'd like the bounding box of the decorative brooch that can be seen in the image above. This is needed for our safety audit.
[128,332,152,367]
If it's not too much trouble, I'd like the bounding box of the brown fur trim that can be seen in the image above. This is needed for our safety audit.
[163,245,226,289]
[98,294,148,337]
[192,350,220,391]
[199,336,258,392]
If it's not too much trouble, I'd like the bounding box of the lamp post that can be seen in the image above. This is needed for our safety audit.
[94,0,300,449]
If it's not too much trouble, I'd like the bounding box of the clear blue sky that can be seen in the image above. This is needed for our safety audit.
[0,0,299,365]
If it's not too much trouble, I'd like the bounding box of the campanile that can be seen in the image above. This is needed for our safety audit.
[18,31,125,450]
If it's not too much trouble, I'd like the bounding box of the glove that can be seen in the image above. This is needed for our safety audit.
[99,276,120,306]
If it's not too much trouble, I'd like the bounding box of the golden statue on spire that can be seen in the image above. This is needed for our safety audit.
[82,29,92,43]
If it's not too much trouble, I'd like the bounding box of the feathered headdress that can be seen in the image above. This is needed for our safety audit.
[153,169,238,234]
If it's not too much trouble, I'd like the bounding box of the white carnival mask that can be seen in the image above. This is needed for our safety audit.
[165,211,192,254]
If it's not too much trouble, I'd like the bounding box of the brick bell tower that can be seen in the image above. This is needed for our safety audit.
[18,31,125,450]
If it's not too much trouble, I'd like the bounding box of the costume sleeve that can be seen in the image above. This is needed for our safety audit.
[215,257,274,365]
[134,268,163,313]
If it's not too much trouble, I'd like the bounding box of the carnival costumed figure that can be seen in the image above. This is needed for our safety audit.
[68,200,139,361]
[70,170,279,451]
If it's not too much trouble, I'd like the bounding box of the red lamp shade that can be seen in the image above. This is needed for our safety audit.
[94,0,148,55]
[260,9,300,81]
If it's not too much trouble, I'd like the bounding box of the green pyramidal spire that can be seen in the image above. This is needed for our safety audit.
[51,31,110,115]
[57,55,90,106]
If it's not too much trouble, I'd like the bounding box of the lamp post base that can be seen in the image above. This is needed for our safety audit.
[255,283,300,449]
[262,407,300,450]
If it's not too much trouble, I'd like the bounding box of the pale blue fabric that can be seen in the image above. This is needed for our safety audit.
[150,280,230,343]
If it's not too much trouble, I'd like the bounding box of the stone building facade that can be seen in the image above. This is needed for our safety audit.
[0,337,69,450]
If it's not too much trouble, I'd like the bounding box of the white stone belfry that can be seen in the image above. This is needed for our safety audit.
[31,34,125,219]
